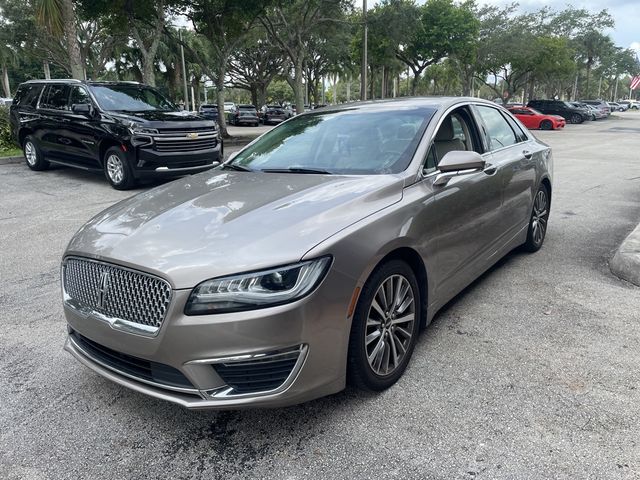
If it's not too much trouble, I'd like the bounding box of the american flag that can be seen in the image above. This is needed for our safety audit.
[632,75,640,91]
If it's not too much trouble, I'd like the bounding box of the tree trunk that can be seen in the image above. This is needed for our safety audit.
[215,57,230,138]
[61,0,83,79]
[43,61,51,79]
[411,69,420,96]
[142,56,156,86]
[257,85,266,108]
[293,57,305,113]
[1,65,10,98]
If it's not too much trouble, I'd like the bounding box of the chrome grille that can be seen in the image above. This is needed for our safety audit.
[153,128,218,153]
[155,137,217,153]
[63,257,172,330]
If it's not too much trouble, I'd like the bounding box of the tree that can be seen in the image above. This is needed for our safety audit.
[260,0,351,113]
[35,0,84,79]
[176,0,268,137]
[227,27,284,107]
[381,0,478,95]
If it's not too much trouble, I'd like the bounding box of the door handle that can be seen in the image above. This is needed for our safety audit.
[523,150,533,160]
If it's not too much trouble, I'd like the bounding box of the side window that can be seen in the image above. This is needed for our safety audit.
[70,86,92,106]
[14,85,43,108]
[40,84,70,111]
[424,145,436,173]
[475,105,518,151]
[504,113,528,142]
[450,116,466,145]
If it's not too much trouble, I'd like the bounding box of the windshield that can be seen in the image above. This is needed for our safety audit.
[529,108,543,115]
[90,84,176,112]
[230,107,435,175]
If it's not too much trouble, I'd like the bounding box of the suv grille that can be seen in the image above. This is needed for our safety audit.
[63,257,172,331]
[153,127,218,153]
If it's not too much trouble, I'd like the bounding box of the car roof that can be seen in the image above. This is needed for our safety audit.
[299,97,500,114]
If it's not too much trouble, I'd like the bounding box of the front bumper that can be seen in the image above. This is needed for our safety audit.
[133,143,222,179]
[63,266,355,409]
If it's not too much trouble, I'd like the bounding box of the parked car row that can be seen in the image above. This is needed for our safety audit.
[506,98,636,131]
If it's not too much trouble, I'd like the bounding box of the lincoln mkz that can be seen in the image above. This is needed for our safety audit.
[62,97,552,409]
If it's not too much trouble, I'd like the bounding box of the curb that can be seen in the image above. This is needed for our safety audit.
[611,223,640,287]
[0,155,23,165]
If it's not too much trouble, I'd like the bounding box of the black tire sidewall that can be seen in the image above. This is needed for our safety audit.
[523,183,550,252]
[104,147,134,190]
[347,259,421,391]
[23,135,49,171]
[540,120,552,130]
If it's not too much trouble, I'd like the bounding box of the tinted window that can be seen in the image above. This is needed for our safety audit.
[232,108,435,175]
[13,84,43,108]
[70,86,92,105]
[40,84,70,110]
[476,105,517,150]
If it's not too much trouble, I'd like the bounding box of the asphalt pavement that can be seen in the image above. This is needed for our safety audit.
[1,112,639,479]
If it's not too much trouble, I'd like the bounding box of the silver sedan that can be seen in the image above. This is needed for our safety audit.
[62,97,552,409]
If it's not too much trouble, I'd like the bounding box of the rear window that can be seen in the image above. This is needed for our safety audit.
[13,84,43,108]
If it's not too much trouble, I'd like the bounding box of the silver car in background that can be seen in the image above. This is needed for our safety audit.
[62,97,553,409]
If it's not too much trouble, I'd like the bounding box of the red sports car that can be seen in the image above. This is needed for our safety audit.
[507,106,566,130]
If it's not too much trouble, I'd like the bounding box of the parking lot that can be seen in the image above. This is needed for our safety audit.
[1,113,640,479]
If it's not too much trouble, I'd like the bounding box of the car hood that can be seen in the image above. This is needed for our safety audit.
[66,171,404,288]
[108,110,214,128]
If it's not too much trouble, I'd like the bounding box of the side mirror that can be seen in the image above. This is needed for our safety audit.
[72,103,93,116]
[438,150,485,173]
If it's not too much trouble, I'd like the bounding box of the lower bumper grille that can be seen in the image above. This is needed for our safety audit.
[70,331,194,390]
[213,348,302,395]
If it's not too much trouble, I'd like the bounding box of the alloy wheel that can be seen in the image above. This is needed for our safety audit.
[531,188,549,246]
[365,274,415,376]
[106,154,124,184]
[25,141,37,166]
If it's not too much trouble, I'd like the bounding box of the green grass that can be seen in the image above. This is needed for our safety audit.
[0,147,21,158]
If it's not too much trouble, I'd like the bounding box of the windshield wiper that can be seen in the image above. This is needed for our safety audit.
[261,167,332,174]
[221,163,253,172]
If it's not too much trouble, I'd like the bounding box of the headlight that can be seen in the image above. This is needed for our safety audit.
[124,120,158,135]
[184,257,332,315]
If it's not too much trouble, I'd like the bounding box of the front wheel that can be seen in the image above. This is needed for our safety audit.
[569,114,582,124]
[104,147,135,190]
[522,183,550,252]
[347,259,421,391]
[23,136,49,171]
[539,120,553,130]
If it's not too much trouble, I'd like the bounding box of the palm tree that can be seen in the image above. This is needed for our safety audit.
[35,0,84,79]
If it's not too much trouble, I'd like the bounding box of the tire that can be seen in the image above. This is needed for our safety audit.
[103,147,135,190]
[347,259,421,391]
[569,114,582,124]
[522,183,550,252]
[23,136,49,171]
[539,120,553,130]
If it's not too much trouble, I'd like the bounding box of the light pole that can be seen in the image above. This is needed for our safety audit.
[360,0,367,101]
[179,29,189,110]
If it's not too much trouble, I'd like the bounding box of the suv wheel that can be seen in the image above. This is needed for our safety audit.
[347,259,421,391]
[569,113,582,124]
[23,136,49,171]
[104,147,135,190]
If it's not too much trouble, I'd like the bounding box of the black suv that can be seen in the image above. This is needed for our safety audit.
[526,99,590,124]
[10,80,222,189]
